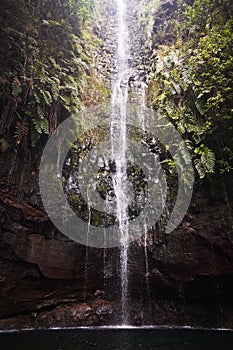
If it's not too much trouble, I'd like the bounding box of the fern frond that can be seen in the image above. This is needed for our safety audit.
[194,159,205,178]
[14,121,28,144]
[32,117,49,135]
[200,148,215,173]
[12,78,22,97]
[194,145,216,177]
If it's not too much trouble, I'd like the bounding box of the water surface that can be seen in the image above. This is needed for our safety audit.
[1,327,233,350]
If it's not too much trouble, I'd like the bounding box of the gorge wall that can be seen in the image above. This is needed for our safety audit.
[0,0,233,329]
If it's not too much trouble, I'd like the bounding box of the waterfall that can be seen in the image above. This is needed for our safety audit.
[110,0,131,325]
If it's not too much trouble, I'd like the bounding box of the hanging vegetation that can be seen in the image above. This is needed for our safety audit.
[148,0,233,179]
[0,0,100,152]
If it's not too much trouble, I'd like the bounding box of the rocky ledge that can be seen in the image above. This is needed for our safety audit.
[0,179,233,329]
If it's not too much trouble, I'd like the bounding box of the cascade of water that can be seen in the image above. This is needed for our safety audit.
[110,0,131,325]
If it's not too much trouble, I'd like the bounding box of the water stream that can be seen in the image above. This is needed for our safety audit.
[110,0,131,325]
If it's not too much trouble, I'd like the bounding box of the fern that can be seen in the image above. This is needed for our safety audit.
[195,99,206,116]
[50,79,60,99]
[194,144,216,177]
[14,121,28,144]
[34,91,41,104]
[12,77,22,97]
[30,128,40,148]
[40,89,53,106]
[200,148,215,173]
[60,95,71,110]
[32,117,49,135]
[194,159,206,178]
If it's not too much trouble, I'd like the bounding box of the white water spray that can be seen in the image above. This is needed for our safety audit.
[110,0,131,324]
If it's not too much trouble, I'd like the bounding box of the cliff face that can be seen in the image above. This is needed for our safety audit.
[1,154,233,330]
[0,0,233,330]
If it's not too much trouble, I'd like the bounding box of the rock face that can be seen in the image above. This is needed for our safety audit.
[1,172,233,329]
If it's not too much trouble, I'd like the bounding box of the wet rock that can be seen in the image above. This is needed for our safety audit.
[151,205,233,282]
[34,300,118,328]
[13,234,85,280]
[0,188,47,224]
[151,268,171,287]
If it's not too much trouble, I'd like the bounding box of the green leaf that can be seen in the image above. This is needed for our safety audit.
[12,78,22,97]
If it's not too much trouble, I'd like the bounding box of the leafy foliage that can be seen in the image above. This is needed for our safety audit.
[14,121,29,145]
[148,0,233,179]
[0,0,99,150]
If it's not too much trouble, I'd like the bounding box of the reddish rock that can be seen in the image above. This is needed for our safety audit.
[0,188,47,223]
[1,177,233,329]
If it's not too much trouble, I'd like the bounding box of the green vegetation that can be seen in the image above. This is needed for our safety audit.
[139,0,161,45]
[0,0,102,152]
[0,0,232,185]
[148,0,233,179]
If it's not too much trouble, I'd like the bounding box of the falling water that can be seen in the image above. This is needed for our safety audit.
[110,0,131,325]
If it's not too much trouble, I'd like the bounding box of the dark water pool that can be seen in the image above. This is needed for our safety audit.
[0,327,233,350]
